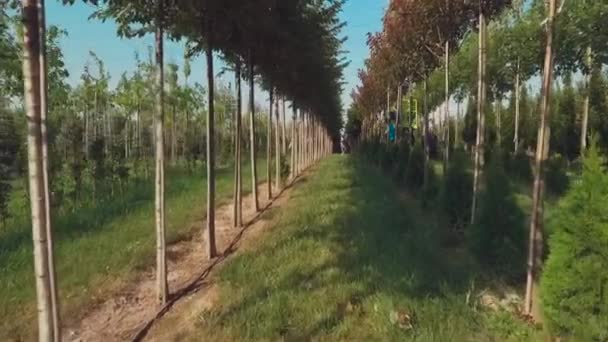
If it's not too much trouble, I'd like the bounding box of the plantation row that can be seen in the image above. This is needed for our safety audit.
[347,0,608,339]
[1,0,343,340]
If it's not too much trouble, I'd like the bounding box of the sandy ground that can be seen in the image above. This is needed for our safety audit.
[64,179,299,342]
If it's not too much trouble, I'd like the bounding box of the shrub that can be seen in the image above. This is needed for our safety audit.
[439,149,473,231]
[467,156,526,279]
[393,141,410,182]
[405,143,425,191]
[506,150,532,183]
[545,154,569,196]
[541,144,608,340]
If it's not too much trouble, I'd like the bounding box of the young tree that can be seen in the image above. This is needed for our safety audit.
[205,21,217,260]
[233,60,243,228]
[248,52,259,212]
[267,87,273,199]
[471,7,487,225]
[21,0,58,339]
[37,2,61,339]
[525,0,557,319]
[153,0,168,304]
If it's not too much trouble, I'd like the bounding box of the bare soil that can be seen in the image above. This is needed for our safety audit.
[65,180,297,342]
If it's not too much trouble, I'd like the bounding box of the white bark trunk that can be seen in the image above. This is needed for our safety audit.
[248,53,259,212]
[580,46,591,155]
[22,1,56,339]
[154,10,168,304]
[525,0,556,320]
[205,29,217,259]
[471,11,487,225]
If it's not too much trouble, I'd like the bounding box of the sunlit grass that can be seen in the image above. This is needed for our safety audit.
[0,159,267,340]
[191,155,542,341]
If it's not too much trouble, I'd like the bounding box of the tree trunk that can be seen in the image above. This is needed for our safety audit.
[171,104,177,165]
[267,87,273,199]
[290,105,297,180]
[275,92,281,190]
[281,98,287,155]
[205,28,217,260]
[514,59,521,153]
[580,46,591,155]
[125,117,129,159]
[423,79,430,190]
[248,51,259,212]
[471,11,487,225]
[455,101,460,147]
[37,2,60,339]
[233,61,243,228]
[154,8,168,305]
[22,1,56,340]
[525,0,556,320]
[444,41,450,174]
[496,97,502,148]
[85,104,89,159]
[397,84,402,141]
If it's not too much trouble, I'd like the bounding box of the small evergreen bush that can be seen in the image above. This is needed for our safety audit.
[541,143,608,340]
[440,149,473,231]
[467,156,526,279]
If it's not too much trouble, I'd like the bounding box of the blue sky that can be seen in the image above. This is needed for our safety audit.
[45,0,386,112]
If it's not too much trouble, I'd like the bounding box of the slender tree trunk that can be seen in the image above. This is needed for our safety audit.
[94,88,98,143]
[471,11,487,225]
[125,117,129,159]
[281,98,286,155]
[299,111,304,173]
[233,62,243,228]
[205,27,217,260]
[397,84,402,142]
[267,87,273,199]
[37,2,60,339]
[455,101,460,147]
[154,8,168,305]
[85,104,89,159]
[290,105,297,180]
[22,1,56,340]
[580,46,592,155]
[444,41,450,174]
[171,104,177,165]
[514,59,521,153]
[423,79,430,189]
[496,97,502,147]
[525,0,556,320]
[248,52,259,212]
[275,92,281,190]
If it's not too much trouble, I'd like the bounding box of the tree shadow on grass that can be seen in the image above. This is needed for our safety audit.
[203,156,485,340]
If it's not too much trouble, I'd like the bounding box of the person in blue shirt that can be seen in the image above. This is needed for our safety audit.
[387,111,396,142]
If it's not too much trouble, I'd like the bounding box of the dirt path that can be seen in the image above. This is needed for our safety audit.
[65,179,300,342]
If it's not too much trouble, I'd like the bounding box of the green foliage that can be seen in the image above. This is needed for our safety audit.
[467,156,526,279]
[541,143,608,340]
[505,150,532,183]
[545,154,570,196]
[551,73,579,160]
[194,155,539,341]
[393,140,410,182]
[405,142,425,191]
[0,110,19,222]
[440,149,473,231]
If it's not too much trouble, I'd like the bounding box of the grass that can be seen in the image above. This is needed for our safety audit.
[0,159,267,341]
[191,155,542,341]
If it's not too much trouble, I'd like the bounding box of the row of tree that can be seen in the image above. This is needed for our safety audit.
[11,0,344,340]
[346,0,608,336]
